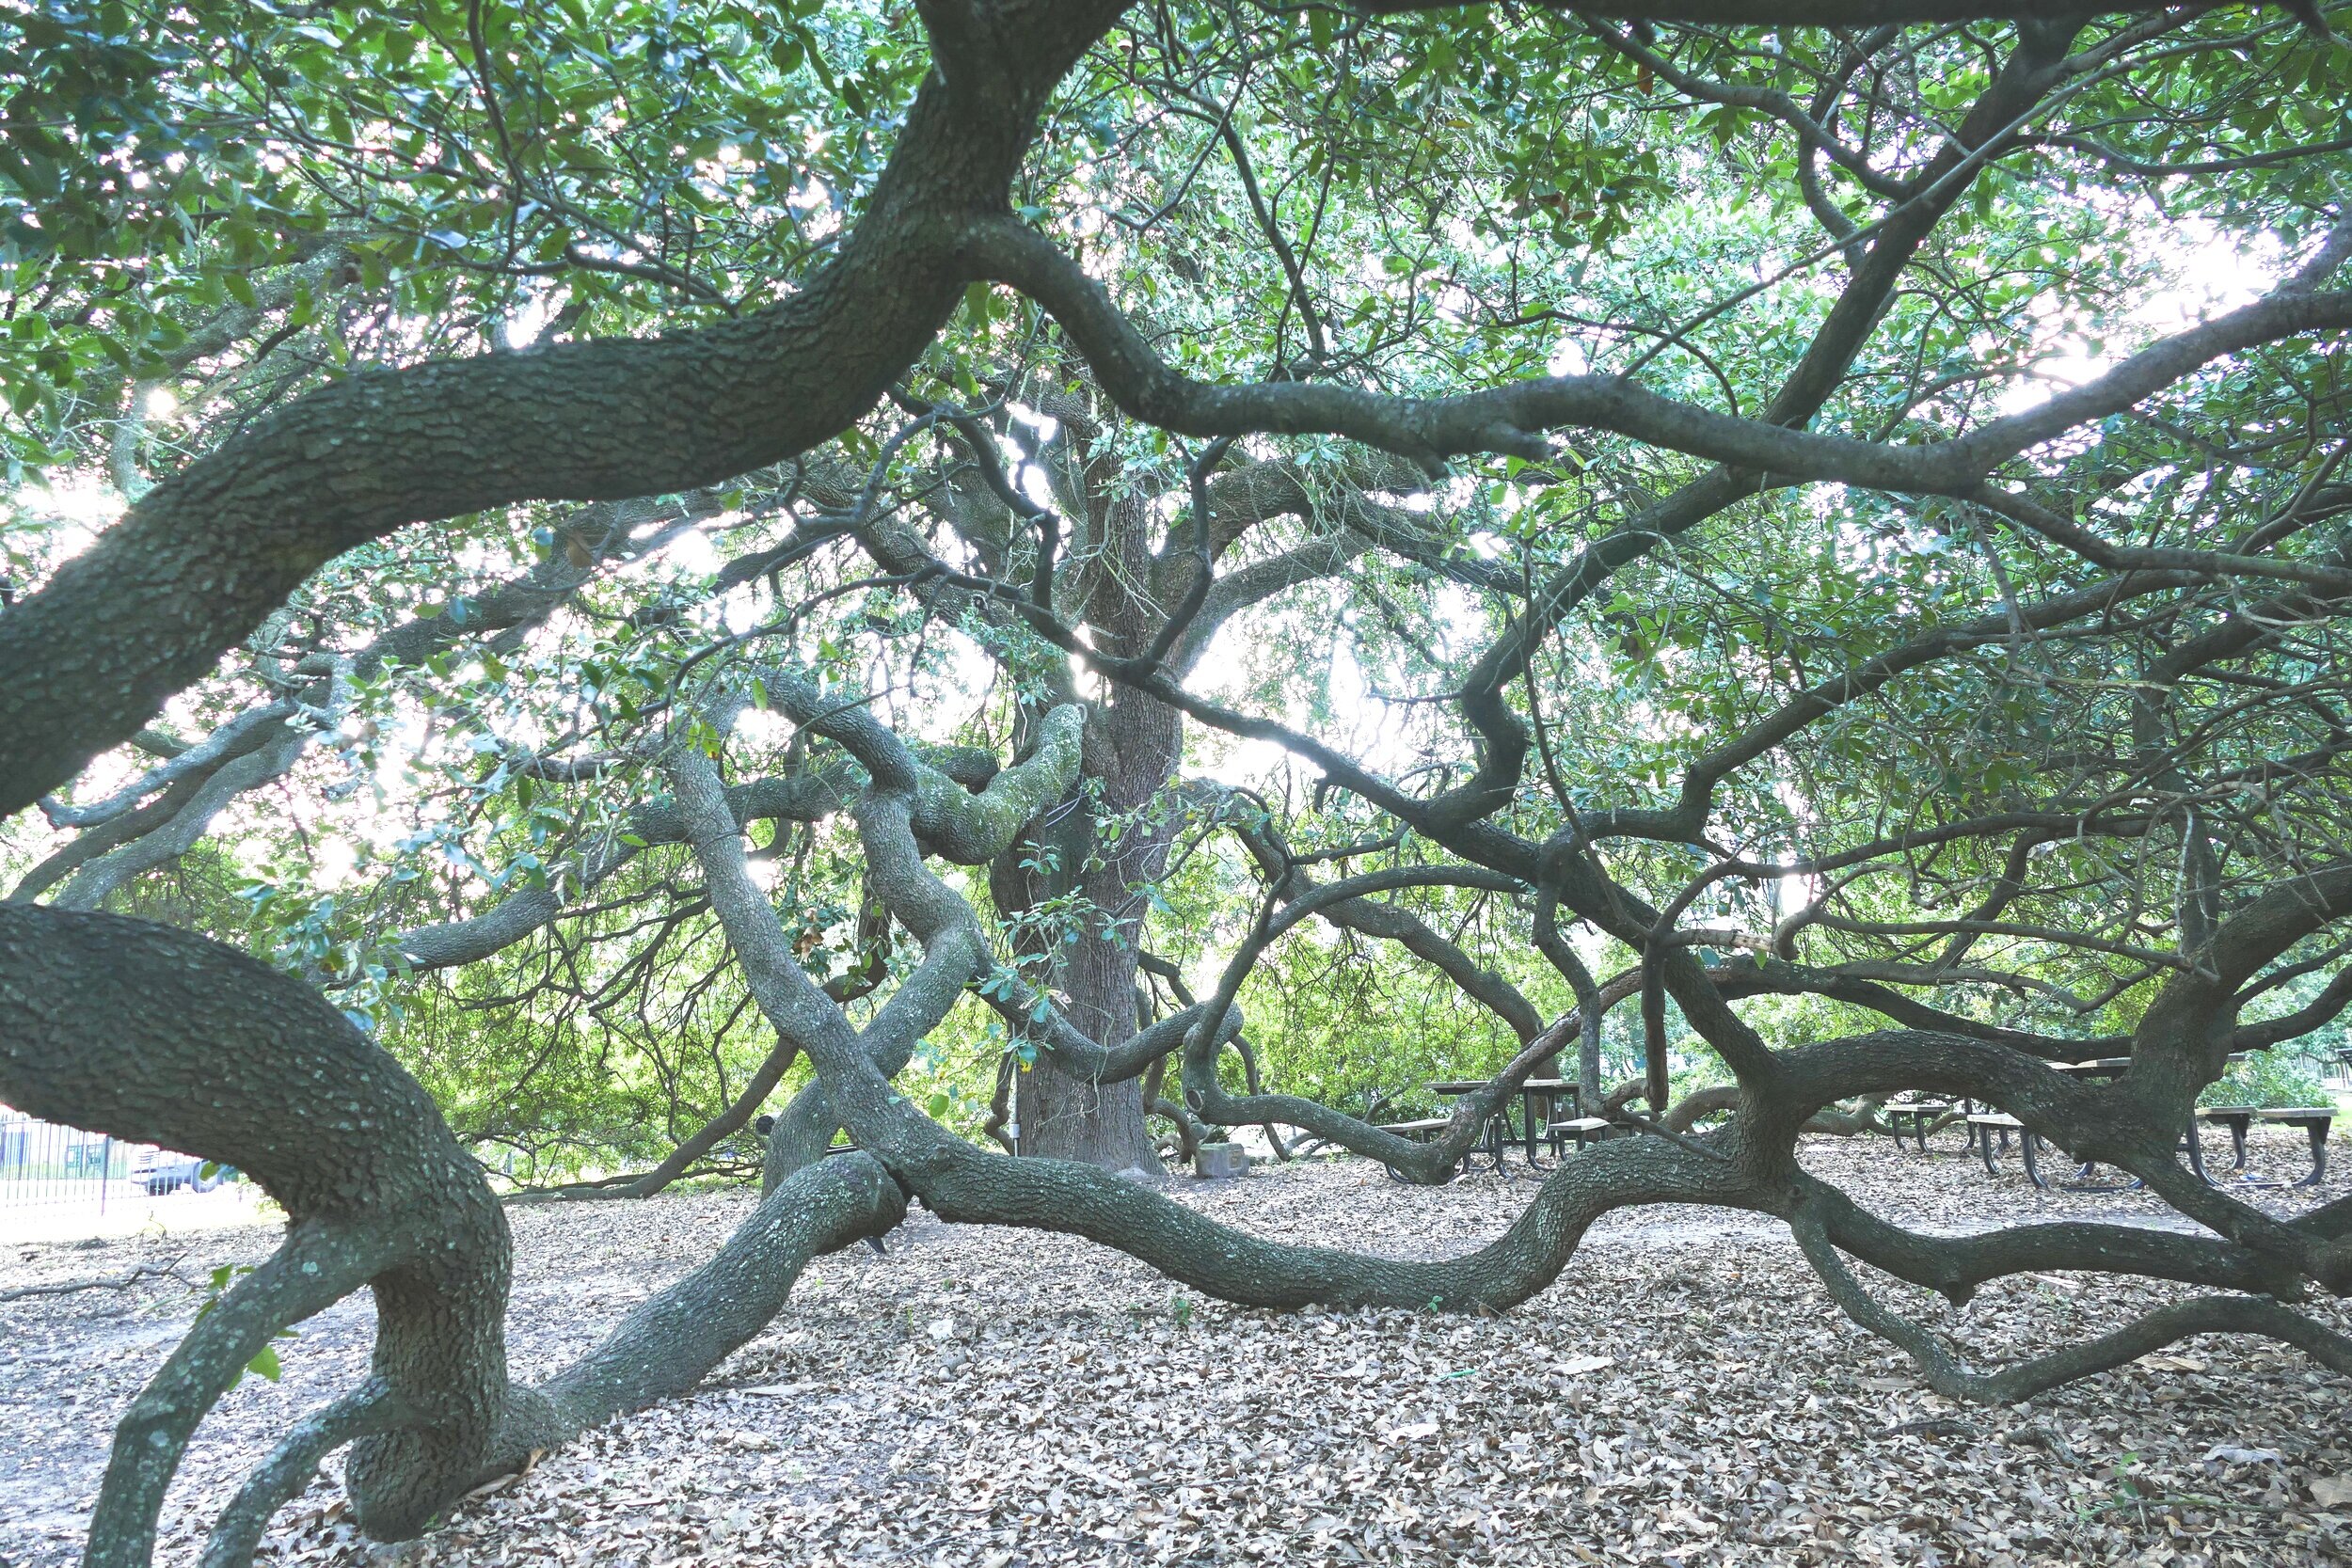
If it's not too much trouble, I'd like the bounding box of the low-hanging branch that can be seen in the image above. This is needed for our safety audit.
[11,7,2352,1567]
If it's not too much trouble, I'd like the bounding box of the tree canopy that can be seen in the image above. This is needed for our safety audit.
[5,2,2352,1563]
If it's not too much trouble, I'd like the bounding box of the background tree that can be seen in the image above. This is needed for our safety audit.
[8,3,2352,1565]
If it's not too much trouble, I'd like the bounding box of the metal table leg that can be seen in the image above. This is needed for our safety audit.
[2184,1118,2214,1185]
[2019,1129,2050,1190]
[2294,1117,2330,1188]
[1518,1089,1553,1172]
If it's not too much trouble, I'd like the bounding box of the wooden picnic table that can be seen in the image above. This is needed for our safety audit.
[1881,1100,1955,1152]
[2044,1051,2249,1079]
[1426,1078,1583,1168]
[1882,1061,2136,1168]
[1988,1104,2339,1191]
[1911,1052,2313,1190]
[2194,1106,2260,1177]
[2046,1054,2276,1186]
[1885,1062,2134,1164]
[2186,1106,2334,1188]
[1967,1110,2134,1193]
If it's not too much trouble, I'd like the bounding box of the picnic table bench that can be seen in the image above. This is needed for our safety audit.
[2261,1108,2335,1186]
[1967,1112,2050,1187]
[1966,1110,2135,1192]
[2191,1106,2259,1178]
[1545,1116,1617,1152]
[1883,1101,1953,1152]
[1905,1053,2328,1191]
[1961,1055,2199,1183]
[2183,1106,2334,1186]
[1971,1102,2333,1192]
[1884,1061,2138,1167]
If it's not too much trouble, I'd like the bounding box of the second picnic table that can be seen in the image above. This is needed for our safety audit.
[1425,1077,1584,1170]
[1957,1054,2331,1189]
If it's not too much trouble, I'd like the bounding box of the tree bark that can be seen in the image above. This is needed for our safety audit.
[995,684,1184,1170]
[0,906,514,1561]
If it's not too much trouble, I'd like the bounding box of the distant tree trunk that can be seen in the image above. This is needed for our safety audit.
[1015,825,1178,1168]
[994,672,1183,1171]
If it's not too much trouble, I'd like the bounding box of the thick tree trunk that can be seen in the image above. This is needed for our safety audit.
[995,681,1183,1170]
[1015,1063,1157,1167]
[1001,818,1168,1169]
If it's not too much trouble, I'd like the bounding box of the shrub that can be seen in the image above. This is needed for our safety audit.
[2199,1050,2334,1109]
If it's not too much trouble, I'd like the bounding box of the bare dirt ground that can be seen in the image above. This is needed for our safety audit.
[5,1128,2351,1567]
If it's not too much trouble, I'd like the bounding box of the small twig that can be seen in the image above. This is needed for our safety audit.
[2004,1422,2079,1463]
[2078,1491,2270,1518]
[0,1255,187,1303]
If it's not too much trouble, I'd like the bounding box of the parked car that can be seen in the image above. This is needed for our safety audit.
[131,1149,231,1196]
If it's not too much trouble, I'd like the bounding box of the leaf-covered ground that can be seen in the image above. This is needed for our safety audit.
[5,1129,2351,1566]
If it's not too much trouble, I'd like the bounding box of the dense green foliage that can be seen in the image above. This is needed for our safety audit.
[8,1,2351,1182]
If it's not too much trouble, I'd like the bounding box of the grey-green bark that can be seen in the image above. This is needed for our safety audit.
[0,908,513,1563]
[9,8,2352,1566]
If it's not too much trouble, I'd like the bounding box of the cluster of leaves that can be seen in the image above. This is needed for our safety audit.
[9,1,2352,1185]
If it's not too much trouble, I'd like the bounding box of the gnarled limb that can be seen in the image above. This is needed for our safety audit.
[4,900,907,1566]
[0,906,514,1561]
[396,741,1004,972]
[495,1152,903,1460]
[93,1227,389,1568]
[201,1380,419,1568]
[1792,1200,2352,1405]
[1224,806,1548,1044]
[1798,1175,2305,1306]
[0,0,1135,816]
[1660,1084,1898,1137]
[199,1151,903,1568]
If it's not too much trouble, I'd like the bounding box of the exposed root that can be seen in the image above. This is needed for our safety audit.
[198,1153,905,1568]
[88,1227,387,1568]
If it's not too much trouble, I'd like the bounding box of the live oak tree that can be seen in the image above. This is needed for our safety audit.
[7,2,2352,1564]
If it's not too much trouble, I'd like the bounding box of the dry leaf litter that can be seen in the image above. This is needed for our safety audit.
[4,1128,2350,1566]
